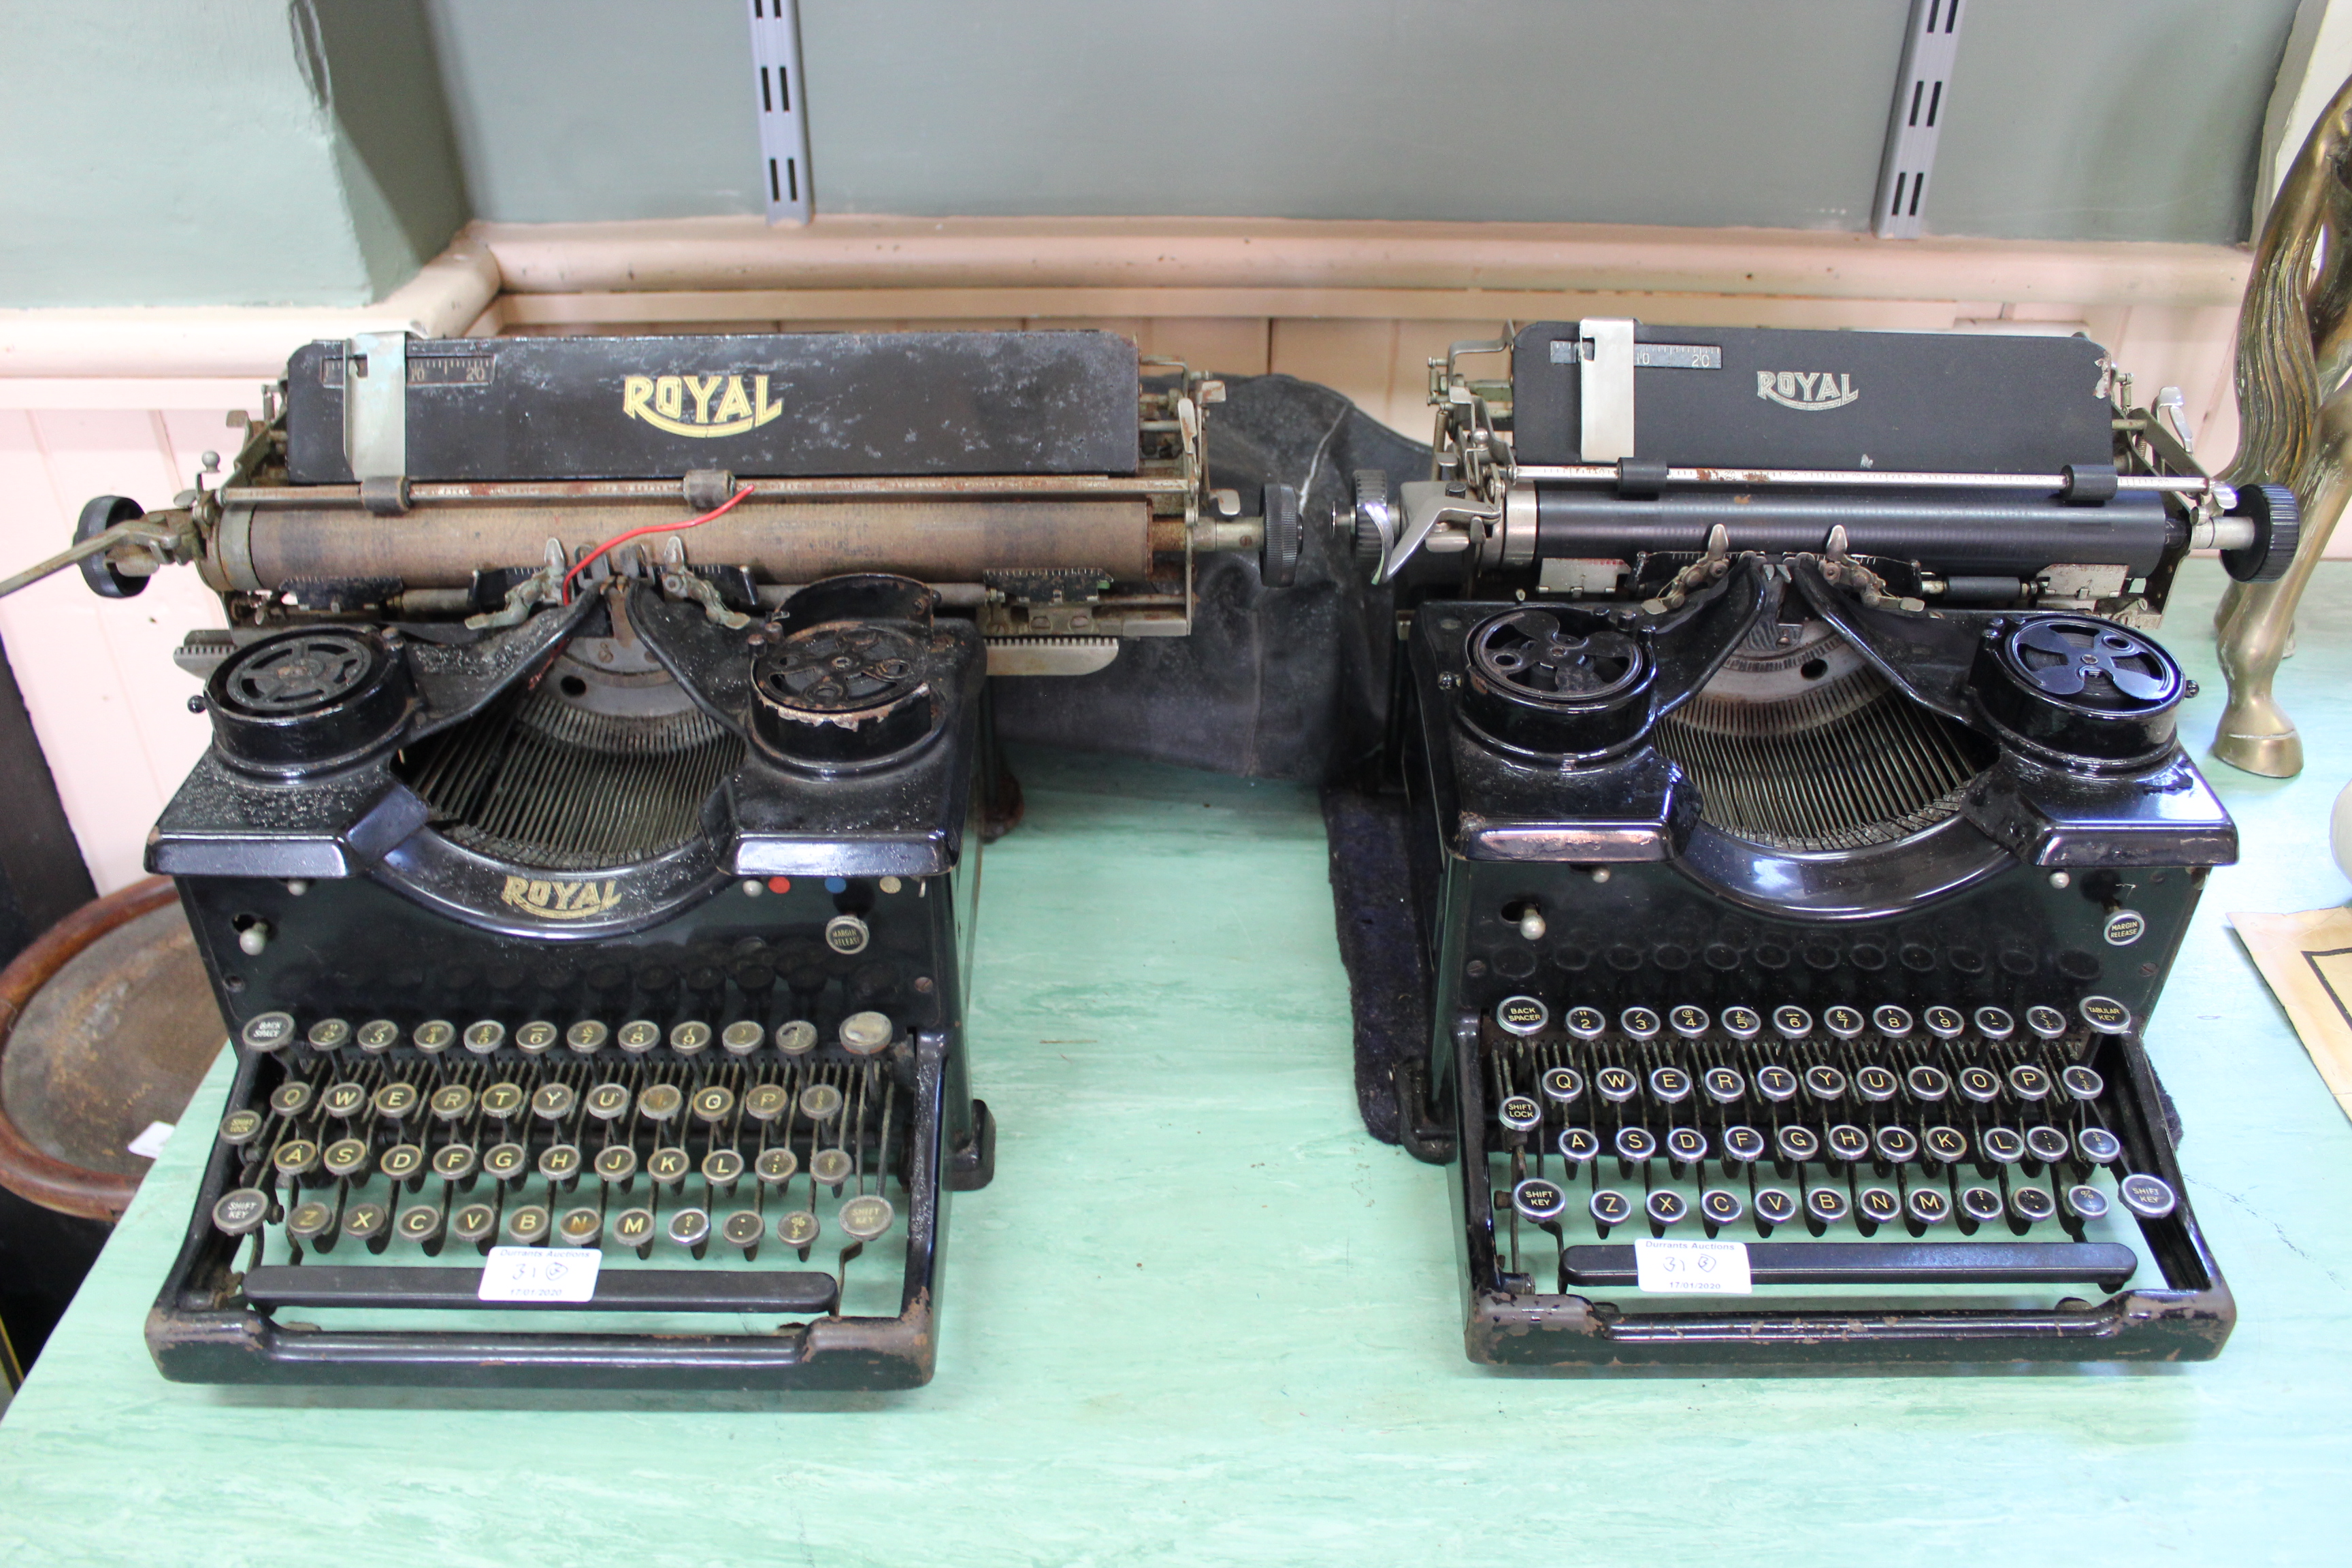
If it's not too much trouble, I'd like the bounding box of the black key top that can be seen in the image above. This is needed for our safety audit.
[269,1081,314,1117]
[1645,1190,1687,1230]
[320,1081,368,1120]
[218,1109,264,1146]
[530,1083,577,1122]
[307,1018,351,1051]
[272,1139,321,1178]
[778,1210,821,1249]
[357,1019,399,1053]
[429,1143,478,1181]
[1906,1064,1950,1102]
[515,1022,559,1056]
[1720,1006,1763,1041]
[667,1208,713,1256]
[723,1210,765,1250]
[745,1083,791,1122]
[1588,1189,1633,1233]
[612,1207,657,1254]
[1906,1186,1950,1226]
[2061,1065,2105,1101]
[774,1020,820,1056]
[1495,996,1549,1036]
[1648,1066,1693,1104]
[1700,1189,1745,1227]
[240,1013,296,1053]
[1857,1186,1901,1227]
[1854,1064,1899,1102]
[1754,1188,1797,1228]
[396,1204,443,1245]
[2008,1064,2052,1102]
[1667,1005,1710,1041]
[639,1083,684,1123]
[617,1019,662,1054]
[342,1202,389,1247]
[2078,1126,2123,1164]
[1613,1127,1657,1162]
[1872,1004,1913,1039]
[2078,996,2132,1035]
[1665,1126,1708,1163]
[483,1142,528,1183]
[1957,1065,2002,1104]
[504,1205,551,1244]
[1959,1186,2004,1224]
[1563,1005,1607,1040]
[1593,1066,1639,1105]
[287,1200,336,1245]
[839,1196,896,1241]
[646,1147,692,1186]
[670,1021,713,1056]
[840,1012,894,1056]
[1980,1126,2025,1165]
[412,1019,456,1054]
[1974,1006,2015,1040]
[585,1083,632,1122]
[2117,1173,2177,1219]
[1873,1126,1919,1163]
[1701,1066,1744,1105]
[1803,1187,1848,1227]
[536,1143,582,1183]
[212,1188,272,1236]
[722,1022,766,1056]
[756,1147,800,1185]
[1923,1005,1965,1040]
[1497,1095,1543,1134]
[692,1085,737,1125]
[811,1148,853,1187]
[429,1083,475,1122]
[1512,1178,1569,1224]
[702,1149,745,1186]
[558,1207,604,1247]
[1803,1065,1848,1104]
[1923,1126,1968,1164]
[1754,1065,1798,1103]
[2025,1004,2068,1039]
[566,1020,609,1054]
[798,1083,843,1122]
[2010,1187,2056,1224]
[1722,1125,1766,1164]
[1620,1007,1661,1041]
[322,1138,371,1179]
[1771,1005,1812,1039]
[594,1145,638,1184]
[450,1203,497,1247]
[1823,1004,1865,1040]
[1825,1124,1869,1162]
[462,1020,505,1056]
[1774,1126,1819,1162]
[1539,1066,1585,1105]
[2065,1184,2110,1221]
[2025,1126,2070,1163]
[480,1082,526,1120]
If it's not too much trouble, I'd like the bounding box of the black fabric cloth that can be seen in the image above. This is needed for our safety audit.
[1322,785,1434,1147]
[990,374,1429,784]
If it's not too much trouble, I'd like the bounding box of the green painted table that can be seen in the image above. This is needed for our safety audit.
[3,560,2350,1567]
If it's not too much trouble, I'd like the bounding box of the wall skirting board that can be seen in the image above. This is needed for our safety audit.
[0,216,2273,890]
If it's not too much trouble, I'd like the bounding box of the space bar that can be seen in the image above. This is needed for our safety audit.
[244,1265,840,1314]
[1560,1241,2138,1288]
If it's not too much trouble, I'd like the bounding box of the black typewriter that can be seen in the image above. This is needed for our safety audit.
[69,328,1267,1390]
[1328,320,2298,1367]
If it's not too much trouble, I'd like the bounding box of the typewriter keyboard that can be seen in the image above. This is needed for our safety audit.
[1480,998,2178,1296]
[205,1010,921,1320]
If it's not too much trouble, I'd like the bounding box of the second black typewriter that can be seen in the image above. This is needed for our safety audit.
[1328,321,2297,1367]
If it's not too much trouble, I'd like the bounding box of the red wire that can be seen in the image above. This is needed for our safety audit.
[561,485,756,602]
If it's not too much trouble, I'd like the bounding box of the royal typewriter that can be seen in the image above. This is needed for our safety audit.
[47,328,1277,1389]
[1328,320,2297,1367]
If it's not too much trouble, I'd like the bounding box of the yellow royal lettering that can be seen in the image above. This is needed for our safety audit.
[502,875,529,904]
[686,374,723,423]
[654,376,684,419]
[622,376,654,421]
[714,376,753,425]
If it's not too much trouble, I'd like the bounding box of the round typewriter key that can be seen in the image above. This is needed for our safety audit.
[1495,996,1550,1036]
[1593,1066,1639,1104]
[462,1019,506,1056]
[638,1083,683,1122]
[514,1021,559,1056]
[617,1019,661,1054]
[2118,1173,2177,1219]
[412,1019,456,1054]
[357,1019,399,1054]
[1803,1064,1848,1102]
[670,1020,713,1056]
[1825,1124,1870,1162]
[1804,1187,1848,1226]
[212,1188,271,1235]
[2008,1064,2052,1101]
[429,1083,475,1122]
[1823,1004,1865,1040]
[2078,995,2132,1035]
[612,1207,657,1252]
[1858,1186,1901,1225]
[693,1085,737,1124]
[1720,1005,1763,1041]
[722,1020,766,1056]
[2066,1183,2112,1221]
[1512,1177,1569,1223]
[1923,1005,1965,1040]
[480,1081,527,1120]
[1701,1066,1746,1105]
[1701,1189,1745,1225]
[538,1143,583,1183]
[1872,1004,1914,1038]
[774,1019,819,1056]
[1957,1065,2002,1104]
[1722,1125,1767,1164]
[343,1202,388,1242]
[557,1207,604,1247]
[1924,1126,1968,1164]
[566,1019,609,1055]
[723,1210,765,1249]
[2025,1004,2068,1040]
[1563,1006,1607,1041]
[798,1083,844,1122]
[287,1200,335,1243]
[647,1146,691,1185]
[778,1210,821,1247]
[585,1082,631,1121]
[378,1143,425,1182]
[1665,1126,1708,1162]
[1906,1064,1951,1102]
[1497,1095,1543,1133]
[321,1081,367,1119]
[2060,1065,2105,1102]
[218,1108,265,1145]
[841,1194,897,1242]
[757,1147,800,1185]
[1974,1006,2015,1040]
[1773,1005,1813,1039]
[2078,1126,2123,1164]
[1774,1125,1820,1162]
[1874,1125,1919,1163]
[1649,1066,1693,1104]
[530,1082,577,1121]
[2010,1186,2056,1223]
[429,1143,477,1181]
[1906,1186,1950,1225]
[1754,1187,1797,1227]
[322,1137,371,1178]
[702,1148,745,1186]
[1613,1126,1658,1161]
[483,1142,527,1181]
[1589,1189,1633,1228]
[397,1204,443,1243]
[2025,1126,2070,1164]
[1855,1064,1899,1103]
[1669,1004,1710,1039]
[240,1012,296,1053]
[593,1144,638,1184]
[268,1080,314,1117]
[1539,1066,1585,1104]
[307,1017,351,1051]
[745,1083,791,1122]
[841,1011,894,1055]
[272,1138,321,1177]
[1556,1127,1600,1163]
[1645,1190,1688,1228]
[504,1205,550,1244]
[1620,1007,1661,1041]
[450,1203,497,1246]
[668,1207,712,1250]
[1980,1126,2025,1164]
[812,1147,854,1187]
[1754,1064,1798,1103]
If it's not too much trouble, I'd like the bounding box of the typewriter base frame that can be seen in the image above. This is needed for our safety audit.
[146,1032,994,1392]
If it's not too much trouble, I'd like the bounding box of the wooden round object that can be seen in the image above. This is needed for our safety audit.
[0,878,227,1220]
